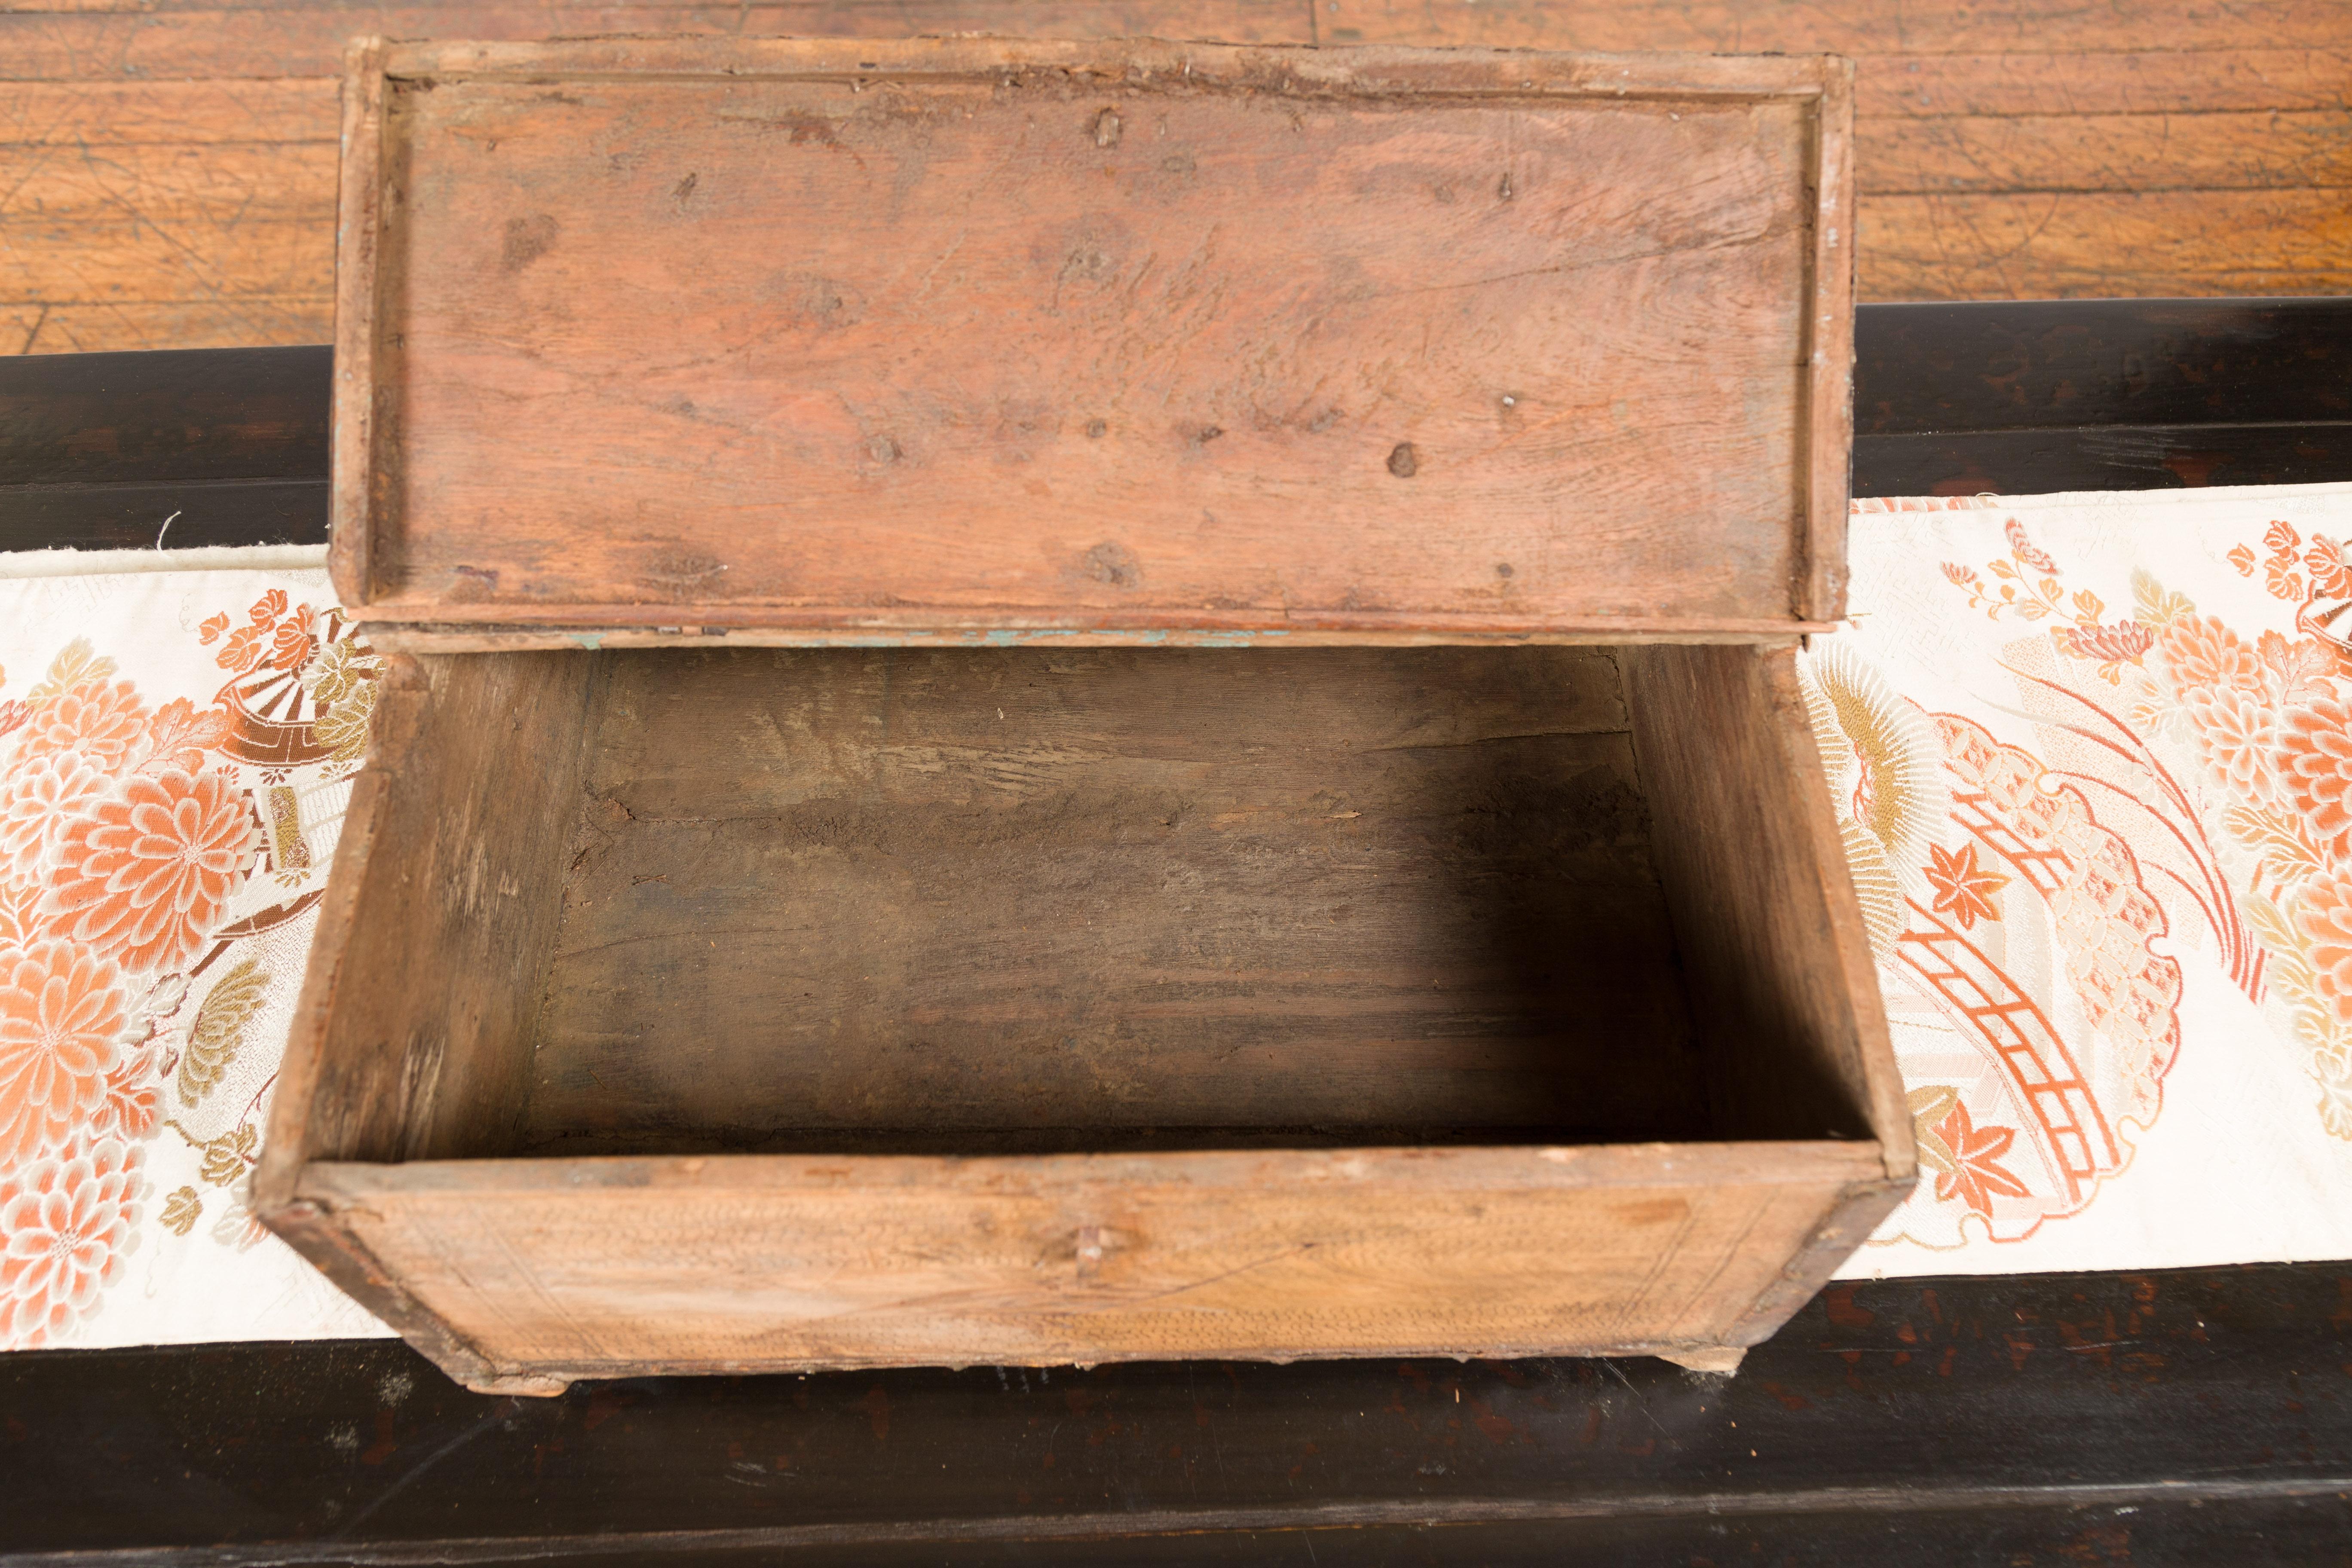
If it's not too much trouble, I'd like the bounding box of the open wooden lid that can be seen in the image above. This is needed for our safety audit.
[333,38,1853,649]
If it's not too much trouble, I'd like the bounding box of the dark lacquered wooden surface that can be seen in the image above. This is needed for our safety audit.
[3,1262,2347,1564]
[0,344,327,551]
[1851,297,2352,496]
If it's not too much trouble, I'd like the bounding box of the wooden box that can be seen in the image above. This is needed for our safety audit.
[256,37,1913,1394]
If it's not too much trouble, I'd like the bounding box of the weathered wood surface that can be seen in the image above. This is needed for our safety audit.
[300,1142,1892,1378]
[334,38,1847,639]
[263,639,1904,1387]
[533,646,1711,1151]
[6,1261,2347,1564]
[254,651,593,1195]
[1622,645,1908,1155]
[7,1,2347,356]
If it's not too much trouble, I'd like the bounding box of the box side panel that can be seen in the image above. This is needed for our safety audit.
[361,56,1819,634]
[327,38,388,609]
[1801,57,1857,623]
[1618,644,1914,1173]
[260,652,597,1185]
[302,1144,1880,1376]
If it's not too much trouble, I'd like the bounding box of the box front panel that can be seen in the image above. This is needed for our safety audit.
[358,49,1823,634]
[306,1147,1885,1376]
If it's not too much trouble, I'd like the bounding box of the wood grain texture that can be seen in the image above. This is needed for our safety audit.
[0,78,339,142]
[1861,188,2352,299]
[298,1143,1888,1379]
[527,646,1709,1152]
[0,1,1310,78]
[1864,110,2352,195]
[340,37,1843,639]
[10,3,2346,353]
[1311,0,2351,54]
[1858,49,2352,117]
[1619,644,1912,1171]
[255,651,594,1199]
[265,638,1904,1384]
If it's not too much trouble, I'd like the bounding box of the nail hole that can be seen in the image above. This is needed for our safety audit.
[1086,419,1107,438]
[1387,443,1419,478]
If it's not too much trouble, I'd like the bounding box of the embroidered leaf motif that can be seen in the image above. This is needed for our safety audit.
[215,623,267,674]
[2132,569,2196,628]
[2228,543,2259,577]
[197,612,231,646]
[269,604,318,673]
[178,959,270,1106]
[302,637,379,709]
[250,588,287,626]
[198,1122,260,1187]
[2307,537,2352,598]
[2246,893,2323,1016]
[1932,1099,2033,1217]
[2266,520,2303,561]
[2224,806,2327,887]
[1926,841,2009,931]
[26,638,117,708]
[2005,519,2058,575]
[161,1186,202,1237]
[2318,1059,2352,1141]
[311,679,379,772]
[139,698,232,776]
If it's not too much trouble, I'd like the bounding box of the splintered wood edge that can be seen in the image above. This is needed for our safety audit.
[1800,56,1857,625]
[329,36,389,610]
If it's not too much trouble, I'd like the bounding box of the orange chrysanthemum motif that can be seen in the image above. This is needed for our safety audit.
[2297,871,2352,1027]
[16,680,149,773]
[2183,682,2275,796]
[0,940,132,1164]
[2158,615,2265,697]
[0,1136,145,1349]
[0,752,110,885]
[41,770,258,974]
[2274,701,2352,858]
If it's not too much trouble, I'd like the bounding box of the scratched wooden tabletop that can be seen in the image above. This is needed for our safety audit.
[1,0,2347,355]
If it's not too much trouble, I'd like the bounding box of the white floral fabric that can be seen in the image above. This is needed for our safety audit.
[1823,483,2352,1278]
[0,568,390,1347]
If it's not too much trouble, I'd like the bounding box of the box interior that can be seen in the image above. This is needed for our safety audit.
[312,644,1879,1164]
